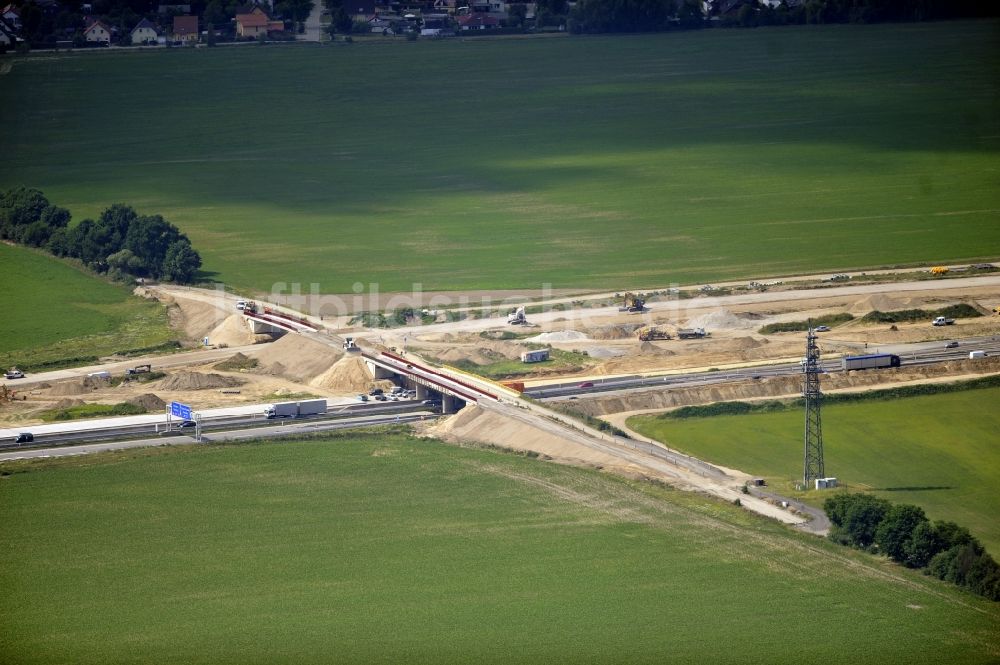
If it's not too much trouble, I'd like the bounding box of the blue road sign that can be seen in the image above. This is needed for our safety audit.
[170,401,192,420]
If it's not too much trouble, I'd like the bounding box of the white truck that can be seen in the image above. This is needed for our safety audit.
[264,399,327,419]
[677,328,710,339]
[932,316,955,326]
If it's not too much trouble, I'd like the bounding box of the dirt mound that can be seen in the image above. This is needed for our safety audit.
[48,377,104,396]
[586,346,628,359]
[207,315,255,347]
[849,294,902,315]
[252,334,344,383]
[161,291,230,342]
[722,336,768,351]
[686,309,757,330]
[434,347,505,365]
[214,352,259,371]
[526,330,589,343]
[51,398,85,409]
[157,372,244,391]
[591,324,643,340]
[310,356,375,393]
[638,342,675,356]
[428,406,643,473]
[127,393,166,411]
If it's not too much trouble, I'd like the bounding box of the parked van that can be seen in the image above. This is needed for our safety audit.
[969,351,988,360]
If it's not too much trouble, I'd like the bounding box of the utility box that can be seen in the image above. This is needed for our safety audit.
[815,477,839,490]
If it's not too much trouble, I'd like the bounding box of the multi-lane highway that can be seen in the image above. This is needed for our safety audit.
[529,334,1000,401]
[0,399,434,454]
[0,409,436,462]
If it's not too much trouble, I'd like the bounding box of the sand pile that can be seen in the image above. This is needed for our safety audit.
[526,330,589,343]
[48,376,105,396]
[686,309,757,330]
[158,372,244,391]
[310,356,375,393]
[252,334,344,383]
[206,315,255,347]
[127,393,166,411]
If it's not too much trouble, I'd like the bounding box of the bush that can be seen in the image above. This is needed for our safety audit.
[759,313,854,334]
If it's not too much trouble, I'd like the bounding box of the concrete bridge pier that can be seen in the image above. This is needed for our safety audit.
[415,384,429,400]
[442,395,462,414]
[365,360,396,380]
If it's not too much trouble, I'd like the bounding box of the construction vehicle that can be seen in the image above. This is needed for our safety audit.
[507,306,527,325]
[619,292,646,313]
[4,367,24,380]
[930,266,949,276]
[932,316,955,327]
[343,337,359,352]
[677,328,710,339]
[126,364,152,376]
[637,327,672,341]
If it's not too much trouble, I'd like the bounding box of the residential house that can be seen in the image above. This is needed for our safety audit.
[345,0,378,22]
[1,4,20,29]
[456,12,498,29]
[171,14,198,41]
[471,0,505,16]
[0,16,18,46]
[84,19,112,44]
[235,7,284,38]
[367,15,396,34]
[130,18,159,44]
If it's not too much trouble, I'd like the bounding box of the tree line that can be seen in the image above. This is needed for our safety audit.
[0,186,202,284]
[568,0,997,34]
[825,493,1000,601]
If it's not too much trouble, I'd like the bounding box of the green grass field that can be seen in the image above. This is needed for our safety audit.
[629,387,1000,554]
[0,243,174,371]
[1,432,997,664]
[3,21,998,293]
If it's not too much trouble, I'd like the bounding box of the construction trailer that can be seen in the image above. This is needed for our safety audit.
[520,349,550,363]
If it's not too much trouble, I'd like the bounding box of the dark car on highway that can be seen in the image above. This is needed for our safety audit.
[14,432,33,443]
[578,381,594,388]
[945,341,960,349]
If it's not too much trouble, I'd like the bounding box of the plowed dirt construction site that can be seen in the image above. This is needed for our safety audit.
[2,273,1000,491]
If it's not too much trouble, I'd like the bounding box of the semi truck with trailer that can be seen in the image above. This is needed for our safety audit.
[841,354,901,371]
[264,399,327,419]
